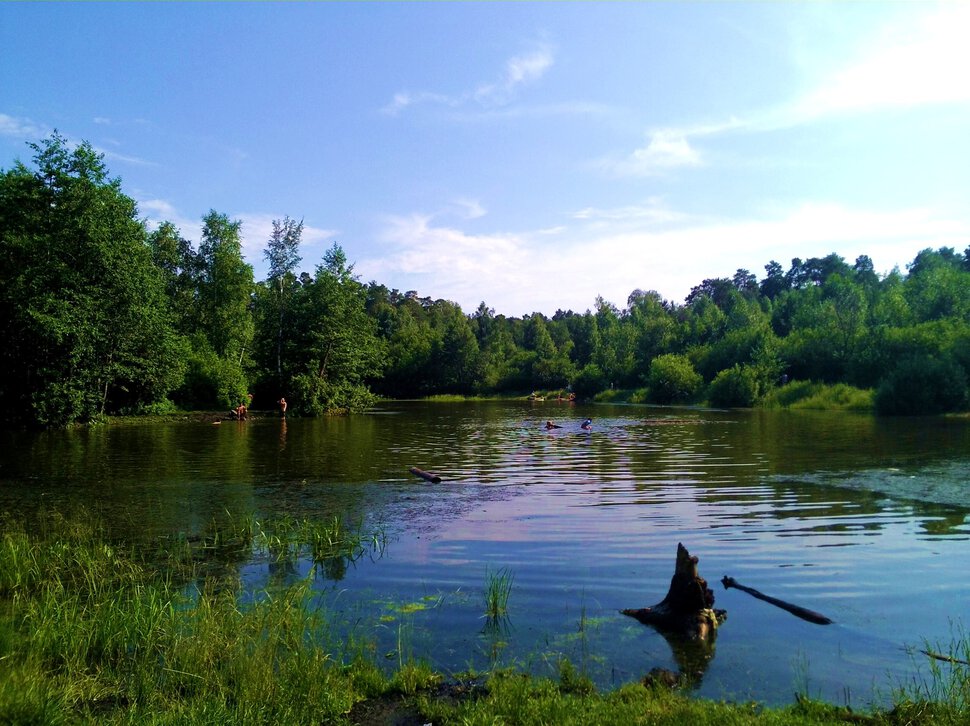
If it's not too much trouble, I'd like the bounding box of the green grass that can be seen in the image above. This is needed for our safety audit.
[0,509,387,725]
[483,566,514,621]
[761,380,874,411]
[4,509,970,724]
[417,668,882,725]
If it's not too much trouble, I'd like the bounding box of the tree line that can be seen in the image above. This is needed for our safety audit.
[1,134,968,426]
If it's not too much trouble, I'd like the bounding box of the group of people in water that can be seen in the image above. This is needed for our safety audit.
[230,394,287,421]
[232,397,585,428]
[545,417,592,430]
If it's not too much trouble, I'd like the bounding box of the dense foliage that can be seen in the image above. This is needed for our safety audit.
[2,134,969,425]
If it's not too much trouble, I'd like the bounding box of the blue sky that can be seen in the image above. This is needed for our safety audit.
[3,2,969,317]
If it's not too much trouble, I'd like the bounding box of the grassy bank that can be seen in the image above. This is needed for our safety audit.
[760,381,873,412]
[588,380,875,412]
[1,510,966,724]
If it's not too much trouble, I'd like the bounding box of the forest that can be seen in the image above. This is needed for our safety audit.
[1,134,968,426]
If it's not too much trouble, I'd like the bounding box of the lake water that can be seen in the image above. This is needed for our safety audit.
[2,401,969,708]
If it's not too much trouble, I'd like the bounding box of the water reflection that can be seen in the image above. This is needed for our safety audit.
[1,403,970,705]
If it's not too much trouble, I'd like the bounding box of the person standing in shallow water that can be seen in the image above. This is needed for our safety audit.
[278,397,287,419]
[233,393,253,421]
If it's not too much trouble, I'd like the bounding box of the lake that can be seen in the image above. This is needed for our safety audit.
[2,400,969,708]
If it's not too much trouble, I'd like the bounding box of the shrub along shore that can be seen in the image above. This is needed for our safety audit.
[1,509,967,725]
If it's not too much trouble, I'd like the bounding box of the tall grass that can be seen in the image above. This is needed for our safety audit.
[0,509,388,724]
[890,627,970,723]
[483,566,514,621]
[761,380,873,411]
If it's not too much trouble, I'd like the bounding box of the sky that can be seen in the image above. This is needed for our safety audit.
[2,2,969,317]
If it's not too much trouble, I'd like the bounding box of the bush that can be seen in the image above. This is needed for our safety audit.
[646,354,702,404]
[291,374,377,415]
[708,365,760,407]
[172,340,248,410]
[875,355,968,416]
[572,364,607,399]
[761,380,873,411]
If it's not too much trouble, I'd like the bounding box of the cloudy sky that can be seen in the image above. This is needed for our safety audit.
[2,2,968,316]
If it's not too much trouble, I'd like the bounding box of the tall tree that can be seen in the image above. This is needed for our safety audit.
[194,211,255,407]
[0,133,184,424]
[148,221,201,334]
[290,243,384,413]
[263,216,303,384]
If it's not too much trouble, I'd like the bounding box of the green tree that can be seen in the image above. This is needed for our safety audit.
[0,133,184,424]
[875,355,968,415]
[707,364,760,408]
[904,248,970,322]
[429,301,480,393]
[290,243,383,413]
[148,221,201,334]
[646,354,702,404]
[197,211,255,362]
[263,216,303,385]
[628,290,675,379]
[178,211,255,409]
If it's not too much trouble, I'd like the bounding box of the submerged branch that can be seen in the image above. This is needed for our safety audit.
[721,576,833,625]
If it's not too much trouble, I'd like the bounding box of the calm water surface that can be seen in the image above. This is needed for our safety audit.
[2,401,969,707]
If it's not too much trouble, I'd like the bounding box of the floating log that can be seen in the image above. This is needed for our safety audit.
[919,649,970,666]
[409,466,442,484]
[721,576,833,625]
[622,543,726,640]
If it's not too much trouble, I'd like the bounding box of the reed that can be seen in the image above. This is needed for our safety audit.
[890,627,970,721]
[0,509,388,724]
[483,566,514,621]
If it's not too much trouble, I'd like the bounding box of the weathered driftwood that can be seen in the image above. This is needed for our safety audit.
[409,466,442,483]
[720,576,833,625]
[920,649,970,666]
[622,543,726,640]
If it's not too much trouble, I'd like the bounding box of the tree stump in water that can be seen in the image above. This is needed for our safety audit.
[622,543,726,640]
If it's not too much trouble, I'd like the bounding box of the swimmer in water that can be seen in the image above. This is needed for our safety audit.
[581,417,592,430]
[545,420,562,429]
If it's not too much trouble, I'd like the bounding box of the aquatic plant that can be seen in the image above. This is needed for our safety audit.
[891,625,970,720]
[483,566,514,621]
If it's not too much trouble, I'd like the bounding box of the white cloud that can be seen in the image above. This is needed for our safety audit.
[573,198,683,224]
[630,129,701,170]
[793,4,970,119]
[473,47,555,107]
[450,197,486,220]
[1,112,154,166]
[360,202,968,316]
[604,118,744,177]
[0,112,52,140]
[98,148,156,167]
[382,43,554,115]
[359,213,537,308]
[608,5,970,178]
[139,199,204,243]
